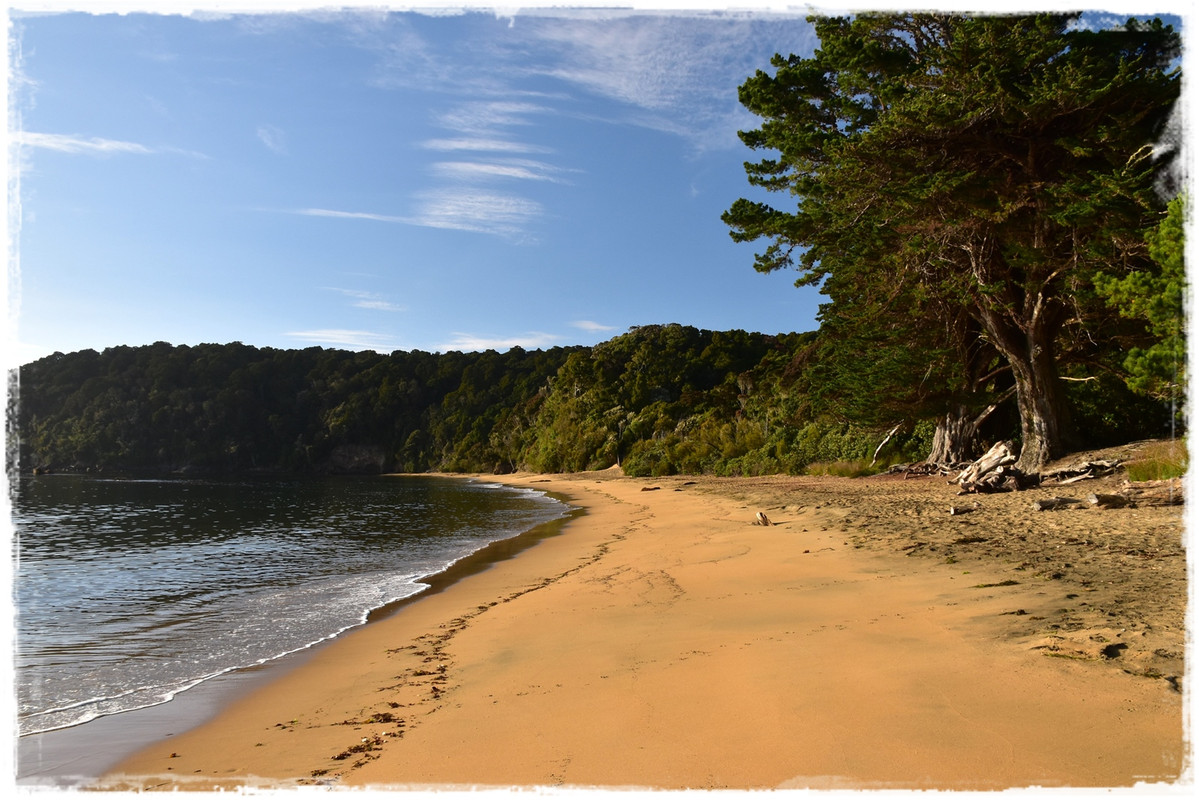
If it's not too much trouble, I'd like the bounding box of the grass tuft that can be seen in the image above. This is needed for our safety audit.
[1125,439,1187,482]
[804,459,880,478]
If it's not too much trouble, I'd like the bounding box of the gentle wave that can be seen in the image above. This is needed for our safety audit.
[19,578,437,736]
[15,476,569,736]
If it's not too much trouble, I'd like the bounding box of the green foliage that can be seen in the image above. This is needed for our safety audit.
[1063,371,1177,447]
[13,343,578,475]
[724,12,1181,469]
[1093,195,1187,400]
[13,321,1182,478]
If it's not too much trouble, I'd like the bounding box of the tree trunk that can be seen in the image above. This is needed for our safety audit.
[925,385,1015,466]
[979,307,1070,473]
[926,405,979,465]
[1007,334,1069,473]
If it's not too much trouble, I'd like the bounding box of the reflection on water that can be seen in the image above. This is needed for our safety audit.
[13,474,567,735]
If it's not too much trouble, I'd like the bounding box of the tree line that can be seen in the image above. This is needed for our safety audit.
[9,320,1173,478]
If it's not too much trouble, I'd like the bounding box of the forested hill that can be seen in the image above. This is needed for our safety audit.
[9,323,1171,478]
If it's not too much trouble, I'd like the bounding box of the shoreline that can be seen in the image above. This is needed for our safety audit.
[97,469,1187,790]
[16,482,582,787]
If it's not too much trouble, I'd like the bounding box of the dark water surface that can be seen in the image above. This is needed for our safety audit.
[12,473,569,780]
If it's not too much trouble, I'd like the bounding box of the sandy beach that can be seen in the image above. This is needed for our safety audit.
[100,462,1188,791]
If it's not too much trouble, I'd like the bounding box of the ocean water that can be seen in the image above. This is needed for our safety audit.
[11,473,570,738]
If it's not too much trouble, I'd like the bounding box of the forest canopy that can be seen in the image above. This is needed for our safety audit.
[10,322,1175,478]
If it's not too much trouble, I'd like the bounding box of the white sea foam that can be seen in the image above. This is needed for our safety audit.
[15,475,571,737]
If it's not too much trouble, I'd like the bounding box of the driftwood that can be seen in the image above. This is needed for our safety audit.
[871,423,904,466]
[1088,492,1131,509]
[954,441,1042,494]
[956,441,1016,488]
[886,461,959,477]
[1042,459,1122,485]
[1032,496,1083,511]
[1122,478,1184,507]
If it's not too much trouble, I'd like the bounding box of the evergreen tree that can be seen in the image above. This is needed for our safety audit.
[1094,194,1186,402]
[724,13,1181,469]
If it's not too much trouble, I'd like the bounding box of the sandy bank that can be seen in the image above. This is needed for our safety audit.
[101,469,1187,790]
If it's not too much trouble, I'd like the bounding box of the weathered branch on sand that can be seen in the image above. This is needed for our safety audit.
[1032,496,1083,511]
[1088,493,1130,509]
[1042,459,1122,484]
[1122,479,1184,507]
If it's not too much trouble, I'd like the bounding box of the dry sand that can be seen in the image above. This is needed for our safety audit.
[100,460,1189,791]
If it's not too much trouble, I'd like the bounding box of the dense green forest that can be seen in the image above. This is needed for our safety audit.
[8,321,1174,478]
[9,13,1184,478]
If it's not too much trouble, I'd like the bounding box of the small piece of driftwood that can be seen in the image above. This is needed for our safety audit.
[1032,496,1082,512]
[1087,493,1131,509]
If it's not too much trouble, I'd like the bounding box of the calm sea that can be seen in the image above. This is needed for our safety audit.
[11,473,570,738]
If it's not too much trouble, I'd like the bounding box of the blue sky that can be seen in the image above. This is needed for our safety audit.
[3,2,1190,367]
[5,3,833,367]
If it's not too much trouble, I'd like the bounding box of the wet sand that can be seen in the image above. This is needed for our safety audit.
[100,465,1188,791]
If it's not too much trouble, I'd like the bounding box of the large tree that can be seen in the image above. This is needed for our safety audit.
[724,13,1181,470]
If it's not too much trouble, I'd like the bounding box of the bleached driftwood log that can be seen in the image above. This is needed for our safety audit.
[955,441,1017,493]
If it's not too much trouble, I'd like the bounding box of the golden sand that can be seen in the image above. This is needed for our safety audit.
[101,469,1187,791]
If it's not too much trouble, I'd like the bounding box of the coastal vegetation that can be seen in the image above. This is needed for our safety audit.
[10,12,1184,479]
[723,12,1182,471]
[9,319,1176,478]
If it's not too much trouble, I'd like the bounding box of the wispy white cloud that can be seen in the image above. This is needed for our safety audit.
[431,159,570,183]
[293,192,541,240]
[296,208,407,223]
[435,100,552,134]
[438,331,561,352]
[408,97,559,238]
[356,10,815,152]
[256,124,288,154]
[421,138,551,154]
[572,320,617,333]
[283,329,398,351]
[408,189,543,238]
[354,299,406,312]
[17,131,207,158]
[18,132,153,155]
[326,287,406,312]
[509,14,819,151]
